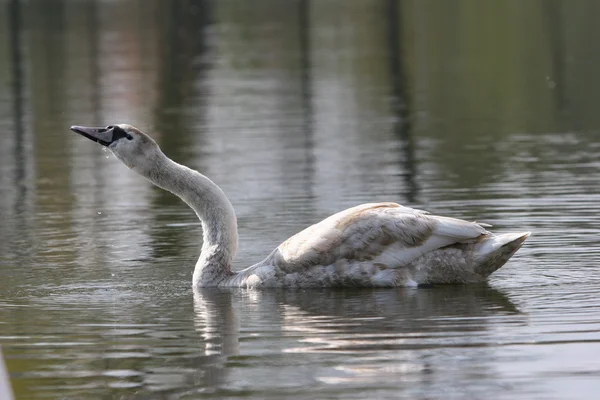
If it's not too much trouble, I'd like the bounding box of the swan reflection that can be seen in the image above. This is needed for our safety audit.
[192,286,523,389]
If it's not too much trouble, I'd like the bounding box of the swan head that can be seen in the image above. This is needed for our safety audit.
[70,124,159,169]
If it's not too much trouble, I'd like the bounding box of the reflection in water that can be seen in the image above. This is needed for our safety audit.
[0,347,13,400]
[191,289,239,390]
[298,0,316,201]
[86,0,101,124]
[9,0,24,188]
[1,0,600,398]
[542,0,569,128]
[149,0,213,262]
[194,289,240,358]
[386,0,418,202]
[4,0,28,263]
[190,286,522,397]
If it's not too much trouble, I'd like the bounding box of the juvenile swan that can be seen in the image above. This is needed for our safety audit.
[71,124,530,288]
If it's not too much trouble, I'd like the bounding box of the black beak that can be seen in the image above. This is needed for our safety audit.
[71,125,133,146]
[70,125,118,146]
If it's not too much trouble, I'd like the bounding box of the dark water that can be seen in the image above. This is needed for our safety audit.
[1,0,600,398]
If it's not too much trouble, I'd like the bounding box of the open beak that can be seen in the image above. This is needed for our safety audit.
[70,125,117,146]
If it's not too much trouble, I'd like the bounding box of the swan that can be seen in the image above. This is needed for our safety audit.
[70,124,530,288]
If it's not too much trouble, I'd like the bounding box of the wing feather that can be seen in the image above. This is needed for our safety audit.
[267,203,489,271]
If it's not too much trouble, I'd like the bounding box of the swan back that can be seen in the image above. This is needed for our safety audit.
[271,203,488,271]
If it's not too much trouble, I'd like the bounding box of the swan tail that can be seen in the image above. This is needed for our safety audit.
[473,232,530,277]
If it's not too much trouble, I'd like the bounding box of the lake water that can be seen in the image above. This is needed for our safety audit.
[1,0,600,398]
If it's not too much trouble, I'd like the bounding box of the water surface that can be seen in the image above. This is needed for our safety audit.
[1,1,600,398]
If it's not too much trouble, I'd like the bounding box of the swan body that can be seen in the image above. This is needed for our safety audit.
[70,124,530,288]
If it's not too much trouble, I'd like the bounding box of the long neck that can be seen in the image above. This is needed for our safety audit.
[137,150,238,286]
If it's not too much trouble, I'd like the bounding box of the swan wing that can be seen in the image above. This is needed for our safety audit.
[267,202,489,271]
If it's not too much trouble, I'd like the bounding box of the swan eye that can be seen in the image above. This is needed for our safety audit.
[111,126,134,141]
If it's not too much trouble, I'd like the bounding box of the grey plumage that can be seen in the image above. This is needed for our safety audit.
[72,124,530,289]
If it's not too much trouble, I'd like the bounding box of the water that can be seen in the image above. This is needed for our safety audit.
[1,0,600,398]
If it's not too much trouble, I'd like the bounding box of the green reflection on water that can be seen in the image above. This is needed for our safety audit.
[1,0,600,398]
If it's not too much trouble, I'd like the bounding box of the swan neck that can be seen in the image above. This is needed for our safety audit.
[141,151,238,286]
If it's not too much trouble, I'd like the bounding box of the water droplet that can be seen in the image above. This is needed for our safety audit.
[97,212,102,215]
